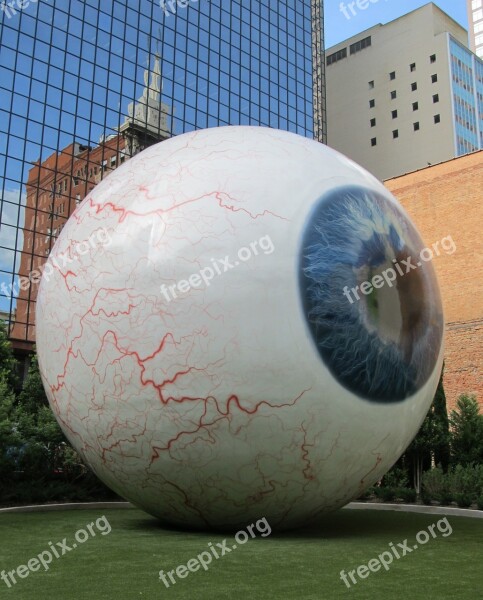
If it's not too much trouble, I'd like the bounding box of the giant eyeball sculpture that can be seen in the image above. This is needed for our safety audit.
[36,127,444,530]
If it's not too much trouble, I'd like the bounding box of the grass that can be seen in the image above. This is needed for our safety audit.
[0,507,481,599]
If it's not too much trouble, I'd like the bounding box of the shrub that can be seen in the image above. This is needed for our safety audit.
[439,491,454,506]
[357,488,373,501]
[380,487,395,502]
[422,464,483,504]
[422,466,447,502]
[381,467,409,489]
[454,493,473,508]
[446,464,483,502]
[477,497,483,511]
[396,487,417,503]
[450,395,483,466]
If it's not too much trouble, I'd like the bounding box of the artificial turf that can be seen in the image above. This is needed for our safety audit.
[0,507,481,600]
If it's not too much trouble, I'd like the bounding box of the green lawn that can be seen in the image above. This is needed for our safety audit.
[0,508,481,599]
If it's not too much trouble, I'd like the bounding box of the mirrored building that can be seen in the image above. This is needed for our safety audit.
[0,0,326,357]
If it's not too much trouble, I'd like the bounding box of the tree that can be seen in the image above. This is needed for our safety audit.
[399,366,451,494]
[0,373,20,480]
[14,353,65,477]
[404,409,433,496]
[450,394,483,466]
[432,365,451,472]
[16,353,49,411]
[0,320,18,392]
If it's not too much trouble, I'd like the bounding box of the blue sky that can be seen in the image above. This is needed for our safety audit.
[324,0,468,48]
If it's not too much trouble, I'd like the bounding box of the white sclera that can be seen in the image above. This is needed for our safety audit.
[36,126,443,530]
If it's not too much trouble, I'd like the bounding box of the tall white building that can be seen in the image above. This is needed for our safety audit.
[326,3,483,180]
[467,0,483,58]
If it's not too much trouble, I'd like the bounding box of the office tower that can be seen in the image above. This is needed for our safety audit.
[326,3,483,180]
[467,0,483,58]
[0,1,326,353]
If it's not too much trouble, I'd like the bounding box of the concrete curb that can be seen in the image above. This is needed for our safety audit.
[0,502,133,514]
[1,501,481,518]
[345,502,483,519]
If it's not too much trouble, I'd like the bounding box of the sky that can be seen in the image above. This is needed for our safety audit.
[324,0,469,48]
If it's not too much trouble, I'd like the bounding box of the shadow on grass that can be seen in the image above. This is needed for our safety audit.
[123,509,437,541]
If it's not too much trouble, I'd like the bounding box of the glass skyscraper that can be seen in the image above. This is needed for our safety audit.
[0,0,326,356]
[449,37,483,155]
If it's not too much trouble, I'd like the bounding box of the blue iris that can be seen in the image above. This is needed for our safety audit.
[299,186,443,402]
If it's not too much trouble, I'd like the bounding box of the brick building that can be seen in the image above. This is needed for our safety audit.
[385,150,482,409]
[9,55,170,350]
[10,136,128,345]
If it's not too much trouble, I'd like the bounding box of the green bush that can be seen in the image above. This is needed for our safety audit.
[477,497,483,511]
[446,464,483,502]
[381,467,409,489]
[422,466,447,502]
[439,491,454,506]
[379,487,395,502]
[454,493,473,508]
[422,464,483,505]
[450,394,483,466]
[357,487,373,501]
[395,487,417,503]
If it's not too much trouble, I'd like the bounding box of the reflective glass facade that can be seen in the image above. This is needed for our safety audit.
[0,0,325,350]
[449,37,483,155]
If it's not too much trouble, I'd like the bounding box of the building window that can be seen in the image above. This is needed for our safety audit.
[412,102,419,111]
[393,130,399,139]
[369,99,375,108]
[434,114,441,124]
[411,82,417,91]
[389,71,396,80]
[76,194,81,206]
[327,47,347,65]
[110,156,116,167]
[413,122,420,131]
[350,36,372,55]
[392,110,398,119]
[430,54,436,63]
[390,90,397,99]
[431,74,438,83]
[433,94,439,103]
[371,137,377,147]
[410,62,416,72]
[369,80,374,89]
[370,118,376,127]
